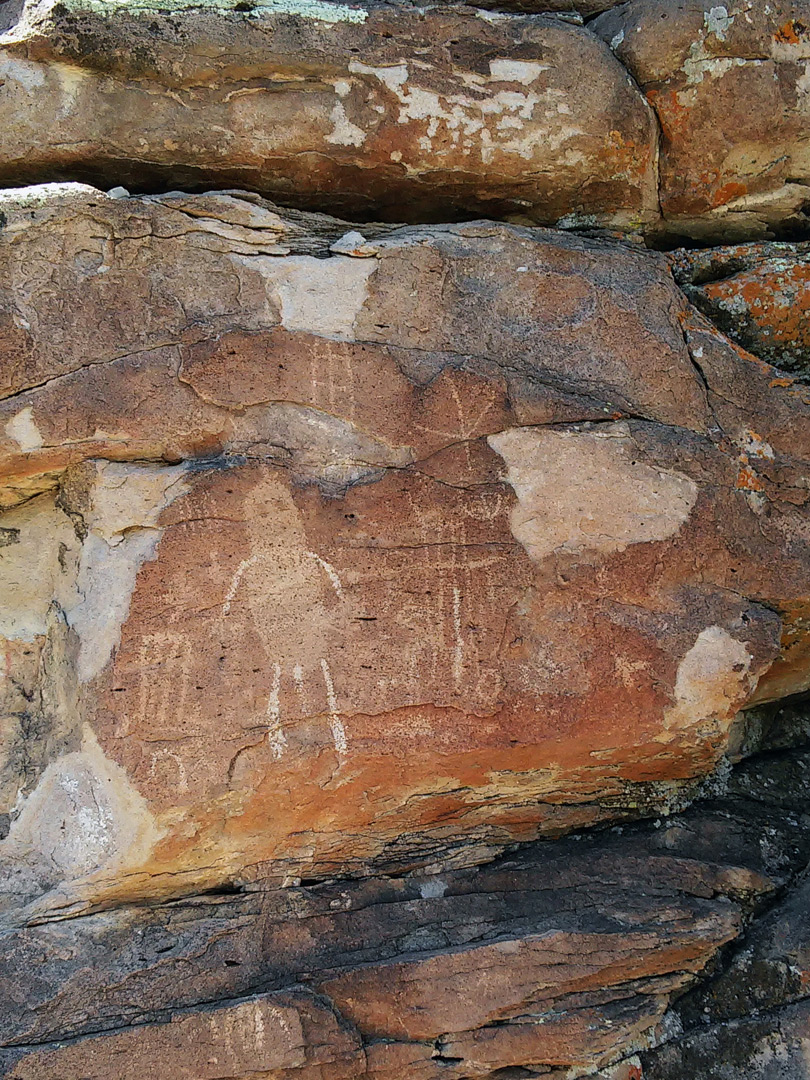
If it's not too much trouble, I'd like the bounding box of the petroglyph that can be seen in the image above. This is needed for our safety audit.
[307,553,344,601]
[223,555,260,616]
[149,748,189,794]
[131,630,195,741]
[266,662,286,761]
[320,658,347,756]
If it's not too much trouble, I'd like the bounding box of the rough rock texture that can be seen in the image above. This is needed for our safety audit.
[3,0,810,1074]
[672,240,810,379]
[594,0,810,244]
[635,748,810,1079]
[1,186,810,926]
[1,744,809,1079]
[0,0,658,229]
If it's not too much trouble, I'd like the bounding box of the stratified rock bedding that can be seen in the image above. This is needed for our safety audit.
[1,0,810,1077]
[1,745,809,1079]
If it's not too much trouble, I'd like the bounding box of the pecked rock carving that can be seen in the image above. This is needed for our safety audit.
[2,0,810,1075]
[0,185,808,932]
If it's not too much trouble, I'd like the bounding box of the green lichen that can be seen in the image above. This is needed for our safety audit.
[54,0,368,23]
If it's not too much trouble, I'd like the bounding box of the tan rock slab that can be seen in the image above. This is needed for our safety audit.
[0,0,659,229]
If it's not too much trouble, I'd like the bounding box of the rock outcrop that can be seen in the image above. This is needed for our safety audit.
[1,185,809,925]
[2,0,810,1076]
[672,240,810,380]
[0,0,658,229]
[2,744,810,1079]
[594,0,810,244]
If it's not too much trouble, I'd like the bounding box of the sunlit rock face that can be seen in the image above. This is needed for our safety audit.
[594,0,810,245]
[0,186,808,924]
[0,0,658,229]
[2,0,810,1075]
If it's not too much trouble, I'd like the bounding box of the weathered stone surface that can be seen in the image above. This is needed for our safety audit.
[631,747,810,1079]
[2,745,808,1079]
[672,240,810,379]
[594,0,810,244]
[643,1003,810,1079]
[0,0,658,230]
[0,991,366,1080]
[0,185,809,924]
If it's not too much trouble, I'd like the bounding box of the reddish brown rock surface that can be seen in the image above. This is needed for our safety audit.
[0,0,658,229]
[2,1,810,1072]
[594,0,810,244]
[0,185,808,927]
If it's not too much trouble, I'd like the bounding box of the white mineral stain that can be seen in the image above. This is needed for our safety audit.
[488,59,548,85]
[663,626,753,734]
[347,58,577,163]
[250,254,376,340]
[488,425,698,562]
[325,101,366,147]
[65,462,190,682]
[0,57,45,90]
[1,724,161,883]
[5,406,43,451]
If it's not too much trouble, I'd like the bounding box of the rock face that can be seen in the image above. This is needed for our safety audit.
[672,240,810,379]
[1,745,809,1079]
[1,185,809,925]
[594,0,810,244]
[2,0,810,1077]
[0,0,658,229]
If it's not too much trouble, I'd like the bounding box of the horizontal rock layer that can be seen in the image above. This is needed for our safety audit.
[4,0,810,243]
[0,0,658,229]
[1,743,809,1079]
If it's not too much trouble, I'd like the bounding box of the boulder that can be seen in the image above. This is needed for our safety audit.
[0,185,809,922]
[0,0,658,229]
[594,0,810,244]
[671,240,810,379]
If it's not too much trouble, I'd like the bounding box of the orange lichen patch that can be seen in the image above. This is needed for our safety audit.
[770,376,795,388]
[736,457,765,492]
[775,19,809,45]
[705,263,810,351]
[711,181,748,209]
[604,130,655,184]
[645,89,692,144]
[727,337,778,375]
